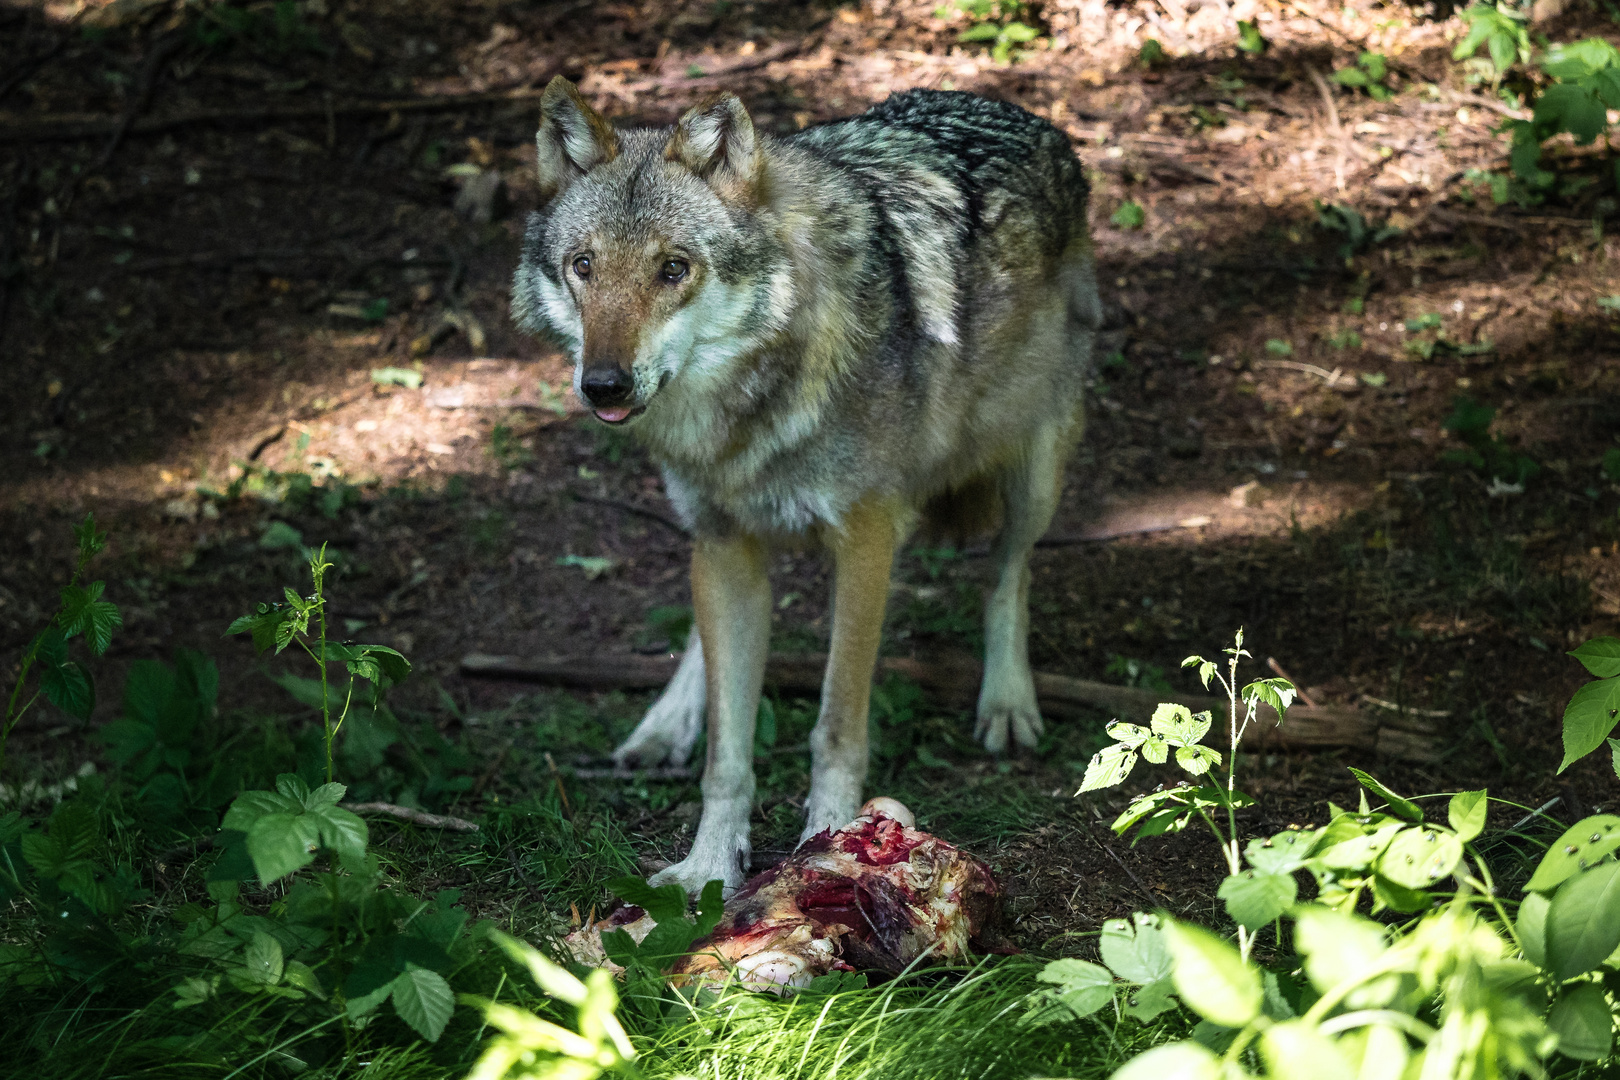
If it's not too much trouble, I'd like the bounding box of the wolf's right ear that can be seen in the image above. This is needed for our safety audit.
[534,76,619,202]
[665,93,761,204]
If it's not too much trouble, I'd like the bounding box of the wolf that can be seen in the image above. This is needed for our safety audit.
[512,76,1101,894]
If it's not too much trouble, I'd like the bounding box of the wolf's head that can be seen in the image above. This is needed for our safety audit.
[512,77,791,427]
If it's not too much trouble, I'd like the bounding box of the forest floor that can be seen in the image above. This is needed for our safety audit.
[3,0,1620,955]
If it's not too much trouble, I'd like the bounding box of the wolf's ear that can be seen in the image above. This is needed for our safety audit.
[664,93,761,203]
[534,76,619,201]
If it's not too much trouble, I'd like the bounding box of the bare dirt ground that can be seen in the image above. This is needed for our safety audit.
[3,0,1620,947]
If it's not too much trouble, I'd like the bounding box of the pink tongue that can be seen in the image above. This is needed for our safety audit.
[595,406,632,422]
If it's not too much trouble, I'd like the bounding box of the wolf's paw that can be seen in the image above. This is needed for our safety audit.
[975,700,1045,755]
[648,844,748,896]
[797,792,861,847]
[612,681,704,768]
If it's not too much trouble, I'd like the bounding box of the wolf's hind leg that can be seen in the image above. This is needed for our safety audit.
[612,630,705,768]
[975,423,1065,754]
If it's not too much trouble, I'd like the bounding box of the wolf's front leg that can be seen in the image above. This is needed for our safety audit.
[648,536,770,896]
[801,499,898,844]
[613,630,705,767]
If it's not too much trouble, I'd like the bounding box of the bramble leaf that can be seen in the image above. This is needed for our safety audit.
[1218,870,1297,930]
[1546,861,1620,979]
[1447,789,1488,843]
[1559,678,1620,773]
[1164,922,1260,1028]
[1347,768,1424,822]
[1569,637,1620,678]
[391,965,454,1042]
[1079,743,1138,793]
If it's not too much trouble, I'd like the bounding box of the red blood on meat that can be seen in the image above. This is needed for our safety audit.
[732,866,780,902]
[837,817,923,866]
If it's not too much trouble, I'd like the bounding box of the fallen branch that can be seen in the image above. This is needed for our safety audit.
[462,652,1441,762]
[340,801,480,832]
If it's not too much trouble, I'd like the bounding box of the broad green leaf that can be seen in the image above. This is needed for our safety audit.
[1370,874,1432,914]
[1175,744,1220,776]
[1570,637,1620,678]
[1542,38,1620,79]
[1524,815,1620,892]
[1079,743,1138,793]
[1517,891,1549,967]
[1105,721,1152,748]
[1100,912,1173,984]
[40,660,94,720]
[957,21,1001,41]
[1261,1019,1355,1080]
[309,805,369,871]
[20,833,65,877]
[275,774,311,802]
[1332,66,1369,86]
[1317,820,1404,871]
[239,931,285,986]
[1447,789,1488,843]
[221,789,302,832]
[1559,678,1620,772]
[245,812,319,883]
[284,960,325,998]
[50,802,99,861]
[60,581,122,656]
[1547,983,1614,1060]
[304,782,346,811]
[1245,829,1319,874]
[1546,861,1620,979]
[1218,870,1297,930]
[606,877,689,924]
[638,916,702,966]
[1164,922,1261,1028]
[1347,769,1423,822]
[391,965,454,1042]
[694,879,725,938]
[1378,828,1463,890]
[1122,976,1176,1021]
[1338,1024,1409,1079]
[1294,906,1393,1004]
[1109,1040,1223,1080]
[1535,82,1608,143]
[355,644,412,685]
[489,931,588,1006]
[1141,734,1169,765]
[1150,703,1211,747]
[1038,958,1114,1017]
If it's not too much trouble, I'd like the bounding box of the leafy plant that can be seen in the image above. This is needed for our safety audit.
[1236,19,1267,54]
[1331,51,1394,100]
[1441,396,1539,486]
[1454,2,1531,79]
[1,514,120,776]
[936,0,1042,63]
[1557,636,1620,774]
[1111,200,1146,229]
[1079,630,1294,960]
[1313,201,1402,262]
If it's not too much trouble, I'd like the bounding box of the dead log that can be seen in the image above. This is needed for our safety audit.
[460,652,1441,763]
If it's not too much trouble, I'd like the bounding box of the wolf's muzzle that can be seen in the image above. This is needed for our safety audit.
[580,365,641,424]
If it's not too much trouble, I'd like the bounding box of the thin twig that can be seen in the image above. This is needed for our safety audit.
[544,752,574,823]
[571,492,689,538]
[1254,358,1346,386]
[1508,796,1562,833]
[1360,695,1452,718]
[1089,829,1160,908]
[1304,65,1347,194]
[1266,656,1319,708]
[341,802,481,832]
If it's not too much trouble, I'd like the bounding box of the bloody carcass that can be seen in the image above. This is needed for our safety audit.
[563,798,1004,992]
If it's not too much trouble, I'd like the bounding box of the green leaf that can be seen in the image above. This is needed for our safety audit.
[304,782,346,811]
[606,876,688,924]
[957,22,1001,40]
[1547,983,1614,1060]
[1105,720,1152,748]
[221,789,301,832]
[1218,870,1298,930]
[309,805,369,872]
[1546,861,1620,979]
[694,879,725,938]
[1038,958,1115,1017]
[1525,815,1620,892]
[1331,66,1369,86]
[1378,828,1463,890]
[1175,744,1221,776]
[1141,734,1169,765]
[73,512,107,563]
[40,660,94,720]
[1079,743,1139,792]
[238,931,285,986]
[1517,891,1549,967]
[1316,820,1404,871]
[1534,82,1608,144]
[1110,200,1145,229]
[1236,19,1266,53]
[391,965,454,1042]
[1110,1041,1223,1080]
[59,581,122,656]
[1150,703,1211,747]
[20,832,65,877]
[1122,976,1177,1021]
[1261,1019,1355,1080]
[1561,678,1620,772]
[1164,922,1260,1028]
[1447,789,1488,842]
[1347,768,1424,822]
[1100,912,1173,984]
[245,812,319,883]
[1245,829,1318,874]
[1294,906,1393,1005]
[1570,638,1620,678]
[1542,37,1620,79]
[371,366,422,389]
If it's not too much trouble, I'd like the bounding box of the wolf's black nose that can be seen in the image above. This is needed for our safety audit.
[581,366,634,406]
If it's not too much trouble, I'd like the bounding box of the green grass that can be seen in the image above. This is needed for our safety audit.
[631,958,1184,1080]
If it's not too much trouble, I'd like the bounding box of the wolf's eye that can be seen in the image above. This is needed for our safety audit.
[659,259,689,284]
[572,255,592,279]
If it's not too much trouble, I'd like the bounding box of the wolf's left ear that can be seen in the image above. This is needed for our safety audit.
[535,76,619,202]
[665,93,761,203]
